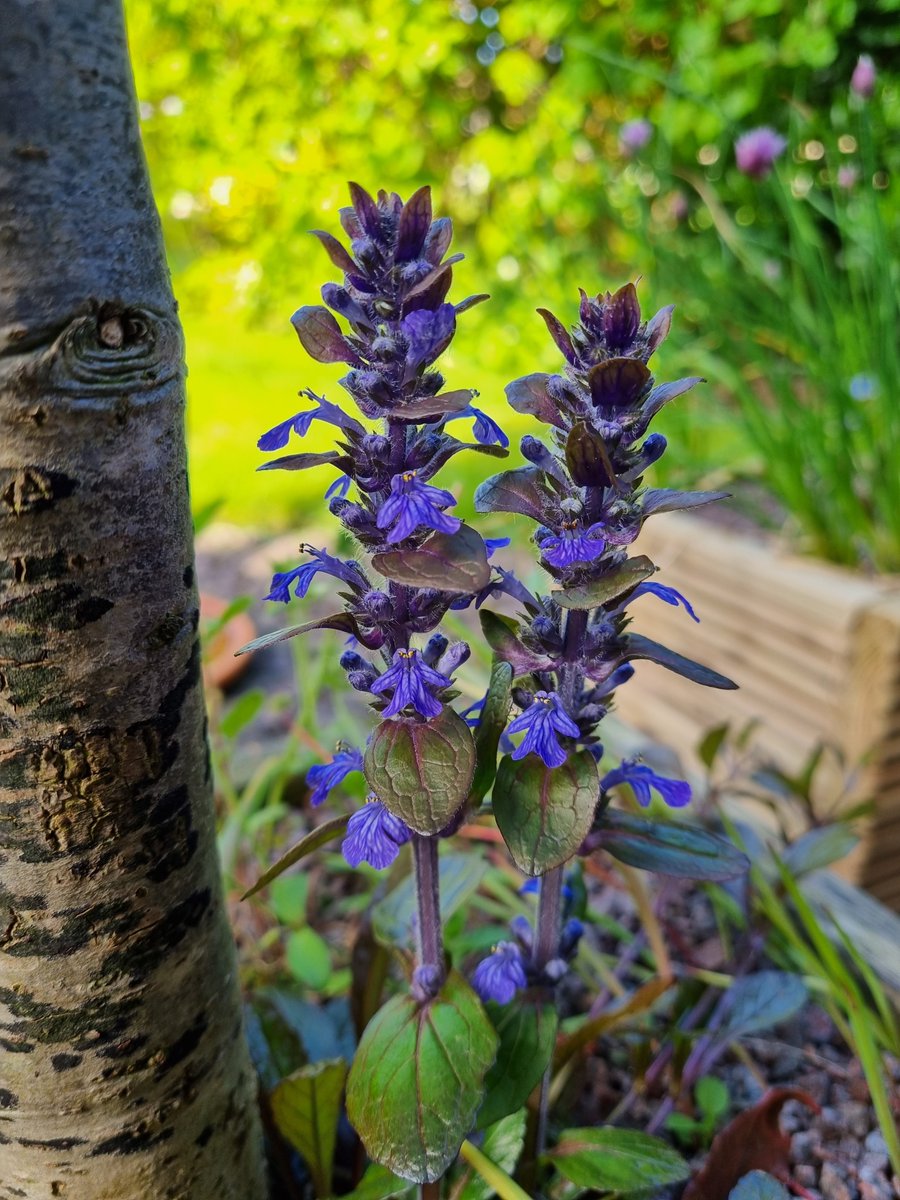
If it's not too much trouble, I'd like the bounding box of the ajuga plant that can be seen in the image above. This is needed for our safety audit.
[241,182,746,1195]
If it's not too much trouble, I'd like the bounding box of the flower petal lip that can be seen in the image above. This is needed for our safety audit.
[471,942,528,1004]
[342,795,412,870]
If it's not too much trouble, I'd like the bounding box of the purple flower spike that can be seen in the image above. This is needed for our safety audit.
[376,471,461,543]
[507,690,580,769]
[401,303,456,374]
[264,546,367,604]
[472,942,528,1004]
[342,795,412,869]
[619,119,653,156]
[601,759,691,809]
[485,537,511,559]
[537,522,606,569]
[370,648,452,718]
[851,54,876,99]
[306,745,363,807]
[632,581,699,622]
[735,127,787,179]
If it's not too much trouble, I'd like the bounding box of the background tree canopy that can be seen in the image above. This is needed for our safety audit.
[126,0,897,531]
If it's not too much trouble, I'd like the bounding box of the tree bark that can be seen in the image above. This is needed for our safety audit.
[0,3,267,1197]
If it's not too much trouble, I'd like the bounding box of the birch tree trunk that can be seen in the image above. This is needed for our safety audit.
[0,3,267,1197]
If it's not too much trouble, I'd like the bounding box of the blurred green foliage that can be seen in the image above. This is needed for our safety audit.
[126,0,897,541]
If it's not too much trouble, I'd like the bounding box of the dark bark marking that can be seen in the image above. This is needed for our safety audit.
[99,887,212,985]
[0,983,139,1048]
[0,896,135,958]
[0,1090,18,1109]
[0,582,112,632]
[182,565,193,588]
[16,1135,87,1150]
[154,1012,208,1079]
[194,1125,213,1147]
[90,1123,174,1157]
[51,1053,82,1071]
[97,1033,149,1060]
[0,1038,34,1053]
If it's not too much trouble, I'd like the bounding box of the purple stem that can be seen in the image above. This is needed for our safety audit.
[412,833,444,995]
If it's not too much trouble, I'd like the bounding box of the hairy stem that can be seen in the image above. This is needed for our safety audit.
[412,833,444,989]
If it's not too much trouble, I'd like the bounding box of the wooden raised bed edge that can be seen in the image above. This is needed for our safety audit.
[616,512,900,908]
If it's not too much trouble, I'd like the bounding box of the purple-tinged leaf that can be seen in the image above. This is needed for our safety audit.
[474,465,552,522]
[236,612,376,657]
[348,181,382,239]
[716,972,808,1042]
[536,307,577,364]
[257,451,350,473]
[400,259,460,315]
[372,524,490,593]
[494,751,600,874]
[420,437,508,478]
[394,389,476,423]
[345,971,498,1184]
[291,306,360,364]
[395,185,433,261]
[455,293,490,314]
[241,813,350,899]
[339,206,363,238]
[645,304,674,356]
[478,610,557,674]
[364,709,476,834]
[624,634,737,689]
[505,374,565,429]
[310,229,358,274]
[603,282,641,351]
[641,487,730,515]
[565,421,617,487]
[592,809,748,880]
[554,556,657,611]
[423,217,453,265]
[588,357,651,410]
[642,376,704,421]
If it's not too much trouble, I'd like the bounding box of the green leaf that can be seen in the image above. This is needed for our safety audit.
[698,723,730,770]
[346,970,499,1183]
[242,815,350,899]
[372,524,490,594]
[364,707,476,835]
[478,610,557,674]
[286,927,333,990]
[270,1058,347,1198]
[372,852,488,949]
[696,1075,730,1122]
[595,810,749,881]
[553,556,657,610]
[270,873,309,924]
[546,1127,690,1194]
[469,659,514,807]
[783,824,859,876]
[728,1171,791,1200]
[219,688,265,738]
[477,1003,557,1129]
[492,751,599,875]
[460,1110,528,1200]
[624,634,738,689]
[342,1163,413,1200]
[716,971,808,1041]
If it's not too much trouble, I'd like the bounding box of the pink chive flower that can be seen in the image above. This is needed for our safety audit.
[837,165,859,191]
[618,119,653,156]
[734,127,787,179]
[851,55,876,99]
